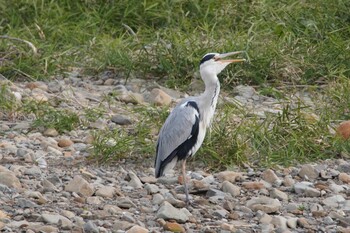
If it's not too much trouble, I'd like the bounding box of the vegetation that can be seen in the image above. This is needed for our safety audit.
[1,1,350,169]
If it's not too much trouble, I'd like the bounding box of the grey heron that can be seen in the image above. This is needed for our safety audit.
[154,51,246,205]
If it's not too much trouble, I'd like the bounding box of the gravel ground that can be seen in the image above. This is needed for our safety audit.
[0,74,349,233]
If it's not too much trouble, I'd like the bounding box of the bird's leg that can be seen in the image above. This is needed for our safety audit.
[181,159,190,206]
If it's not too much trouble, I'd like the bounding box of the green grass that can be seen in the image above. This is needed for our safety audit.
[1,1,349,86]
[1,1,350,169]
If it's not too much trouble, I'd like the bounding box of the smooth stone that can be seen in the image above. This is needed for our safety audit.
[206,188,226,197]
[144,183,159,194]
[242,181,265,190]
[329,182,346,193]
[156,201,190,223]
[262,169,281,186]
[212,209,228,218]
[86,196,102,205]
[286,217,298,229]
[41,213,70,225]
[216,171,242,183]
[283,176,295,187]
[246,196,282,213]
[339,173,350,184]
[149,88,172,106]
[221,181,241,197]
[95,186,116,198]
[17,198,38,208]
[293,182,314,193]
[271,216,288,230]
[322,195,346,207]
[83,220,99,233]
[234,85,256,98]
[152,193,164,205]
[126,225,149,233]
[259,213,272,224]
[117,197,137,209]
[0,171,22,189]
[57,138,74,148]
[65,175,95,197]
[23,166,42,176]
[298,164,319,180]
[269,188,288,201]
[128,171,143,189]
[43,128,59,137]
[111,115,132,125]
[140,176,157,184]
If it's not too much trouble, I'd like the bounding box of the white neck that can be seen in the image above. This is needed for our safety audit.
[199,72,221,127]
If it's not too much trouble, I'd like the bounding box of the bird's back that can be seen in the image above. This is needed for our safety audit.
[155,97,201,177]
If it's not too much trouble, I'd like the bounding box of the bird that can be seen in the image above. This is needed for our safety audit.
[154,51,246,205]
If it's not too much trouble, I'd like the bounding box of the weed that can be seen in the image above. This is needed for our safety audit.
[90,105,170,162]
[0,83,20,119]
[22,101,80,133]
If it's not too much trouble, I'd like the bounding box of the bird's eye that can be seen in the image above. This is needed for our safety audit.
[214,57,220,61]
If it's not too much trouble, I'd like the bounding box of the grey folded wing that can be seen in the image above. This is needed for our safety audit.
[155,101,200,177]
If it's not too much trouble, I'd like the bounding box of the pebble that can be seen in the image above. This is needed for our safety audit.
[216,171,242,183]
[246,196,282,213]
[271,216,287,230]
[339,172,350,183]
[144,183,159,194]
[128,171,143,189]
[242,181,265,190]
[43,128,59,137]
[111,115,132,125]
[65,175,95,197]
[0,171,22,189]
[126,225,149,233]
[156,201,190,223]
[149,88,172,106]
[298,164,319,180]
[322,195,345,207]
[57,138,74,147]
[262,169,282,186]
[269,188,288,201]
[95,186,116,198]
[221,181,241,197]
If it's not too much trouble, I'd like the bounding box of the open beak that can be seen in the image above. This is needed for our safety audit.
[216,51,246,63]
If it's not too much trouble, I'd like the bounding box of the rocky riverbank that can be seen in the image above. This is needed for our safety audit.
[0,74,349,232]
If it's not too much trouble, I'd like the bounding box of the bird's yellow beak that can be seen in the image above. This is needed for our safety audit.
[216,51,246,64]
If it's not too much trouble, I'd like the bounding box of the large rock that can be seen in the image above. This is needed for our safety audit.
[0,171,22,189]
[149,88,172,106]
[246,196,281,213]
[156,201,191,223]
[262,169,282,186]
[41,213,71,225]
[65,175,94,197]
[293,182,320,197]
[298,164,319,180]
[118,91,144,105]
[128,171,143,189]
[95,186,116,198]
[322,195,346,208]
[216,171,242,183]
[126,225,149,233]
[221,181,241,197]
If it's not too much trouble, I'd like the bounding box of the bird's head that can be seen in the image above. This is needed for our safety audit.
[199,51,246,77]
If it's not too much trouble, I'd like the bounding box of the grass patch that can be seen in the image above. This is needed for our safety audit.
[22,101,80,133]
[90,105,169,162]
[1,1,349,86]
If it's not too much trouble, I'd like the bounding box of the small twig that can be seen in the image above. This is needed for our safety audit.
[0,35,38,55]
[122,23,139,42]
[12,68,36,81]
